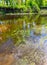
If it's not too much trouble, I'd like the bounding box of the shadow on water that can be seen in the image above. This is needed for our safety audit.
[0,38,15,53]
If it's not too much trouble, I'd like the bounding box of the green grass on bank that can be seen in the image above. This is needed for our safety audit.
[0,0,47,13]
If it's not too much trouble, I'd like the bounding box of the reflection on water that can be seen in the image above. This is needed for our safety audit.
[0,14,47,65]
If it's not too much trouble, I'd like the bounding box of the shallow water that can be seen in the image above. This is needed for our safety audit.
[0,14,47,65]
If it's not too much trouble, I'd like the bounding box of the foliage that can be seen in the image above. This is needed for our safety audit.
[0,0,47,13]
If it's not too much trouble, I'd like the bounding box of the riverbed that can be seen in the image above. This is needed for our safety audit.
[0,14,47,65]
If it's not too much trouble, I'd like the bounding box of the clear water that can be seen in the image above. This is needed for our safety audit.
[0,14,47,65]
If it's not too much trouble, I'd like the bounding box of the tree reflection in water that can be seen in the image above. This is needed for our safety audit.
[0,15,47,65]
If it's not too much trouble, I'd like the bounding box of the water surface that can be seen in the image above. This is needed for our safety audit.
[0,14,47,65]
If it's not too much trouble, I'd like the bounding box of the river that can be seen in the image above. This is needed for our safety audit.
[0,14,47,65]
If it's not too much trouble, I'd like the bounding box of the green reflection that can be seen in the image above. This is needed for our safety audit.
[0,14,47,46]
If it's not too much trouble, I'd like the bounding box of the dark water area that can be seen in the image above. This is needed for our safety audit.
[0,14,47,65]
